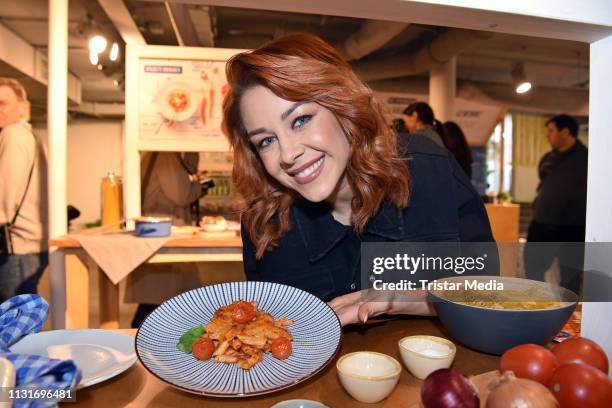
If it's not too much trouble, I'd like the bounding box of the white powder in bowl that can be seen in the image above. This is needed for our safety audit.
[418,347,449,357]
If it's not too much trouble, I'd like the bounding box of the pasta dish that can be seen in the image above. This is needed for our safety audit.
[168,90,190,113]
[177,300,293,370]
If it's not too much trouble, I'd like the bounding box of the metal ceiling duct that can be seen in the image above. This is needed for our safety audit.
[368,77,588,116]
[336,20,409,61]
[353,28,494,81]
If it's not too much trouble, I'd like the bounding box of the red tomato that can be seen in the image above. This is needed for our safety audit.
[552,337,609,374]
[270,337,292,360]
[500,344,559,385]
[548,363,612,408]
[232,301,256,324]
[192,336,214,360]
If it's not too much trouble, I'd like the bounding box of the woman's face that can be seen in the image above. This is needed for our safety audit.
[240,85,351,203]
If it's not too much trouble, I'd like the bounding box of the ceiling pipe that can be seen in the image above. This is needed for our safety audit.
[189,6,215,47]
[0,22,82,104]
[465,81,588,116]
[368,77,588,116]
[164,1,201,46]
[69,102,125,117]
[96,0,146,45]
[336,20,409,61]
[353,28,494,81]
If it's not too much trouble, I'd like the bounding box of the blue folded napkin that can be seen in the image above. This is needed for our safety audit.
[0,294,82,408]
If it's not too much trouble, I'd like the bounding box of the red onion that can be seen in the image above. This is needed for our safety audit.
[486,371,558,408]
[421,368,480,408]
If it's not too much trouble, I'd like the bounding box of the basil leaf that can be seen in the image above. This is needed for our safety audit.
[186,326,205,338]
[177,342,192,353]
[177,326,205,354]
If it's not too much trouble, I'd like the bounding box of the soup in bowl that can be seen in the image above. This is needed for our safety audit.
[427,276,578,355]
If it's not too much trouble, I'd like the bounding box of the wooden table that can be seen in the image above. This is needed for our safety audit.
[48,235,243,330]
[65,318,499,407]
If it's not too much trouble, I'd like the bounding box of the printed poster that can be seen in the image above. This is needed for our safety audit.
[138,58,229,141]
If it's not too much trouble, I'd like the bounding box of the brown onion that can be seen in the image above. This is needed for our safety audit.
[485,371,559,408]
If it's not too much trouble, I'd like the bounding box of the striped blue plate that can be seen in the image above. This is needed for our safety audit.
[135,281,342,397]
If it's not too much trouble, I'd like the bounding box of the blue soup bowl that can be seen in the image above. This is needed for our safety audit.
[427,276,578,355]
[134,216,172,237]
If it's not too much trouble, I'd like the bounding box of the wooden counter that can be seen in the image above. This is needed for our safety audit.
[48,234,243,330]
[65,318,499,407]
[485,203,520,243]
[49,235,242,249]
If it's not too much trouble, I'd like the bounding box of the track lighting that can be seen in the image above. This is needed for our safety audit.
[512,63,532,94]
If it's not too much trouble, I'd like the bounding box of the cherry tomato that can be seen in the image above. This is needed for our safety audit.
[548,363,612,408]
[500,344,558,385]
[552,337,609,374]
[270,337,292,360]
[192,335,214,360]
[232,301,256,324]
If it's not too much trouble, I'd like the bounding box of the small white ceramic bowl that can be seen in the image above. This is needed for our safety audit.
[201,223,227,232]
[271,400,329,408]
[398,335,456,380]
[200,216,227,232]
[336,351,401,403]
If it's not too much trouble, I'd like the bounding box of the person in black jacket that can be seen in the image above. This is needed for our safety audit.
[441,121,473,179]
[222,33,495,326]
[525,114,587,294]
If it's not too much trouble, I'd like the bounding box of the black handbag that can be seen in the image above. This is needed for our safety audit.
[0,223,14,257]
[0,135,37,258]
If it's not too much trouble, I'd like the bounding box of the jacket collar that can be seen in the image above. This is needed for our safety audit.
[292,198,404,262]
[365,199,405,240]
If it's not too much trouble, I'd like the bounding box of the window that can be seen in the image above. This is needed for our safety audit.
[486,113,513,195]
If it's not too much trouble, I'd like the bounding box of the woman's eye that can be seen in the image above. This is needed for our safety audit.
[292,115,312,129]
[257,135,276,149]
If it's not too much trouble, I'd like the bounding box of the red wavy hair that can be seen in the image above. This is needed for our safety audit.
[222,33,410,259]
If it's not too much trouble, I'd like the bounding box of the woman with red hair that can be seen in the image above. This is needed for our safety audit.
[222,33,493,326]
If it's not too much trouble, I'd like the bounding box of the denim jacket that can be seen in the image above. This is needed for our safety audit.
[241,134,494,301]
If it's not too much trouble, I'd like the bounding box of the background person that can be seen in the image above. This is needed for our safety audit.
[441,121,473,179]
[402,102,445,147]
[126,151,209,327]
[525,114,587,294]
[0,77,48,302]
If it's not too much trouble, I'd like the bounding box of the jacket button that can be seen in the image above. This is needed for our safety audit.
[350,283,356,290]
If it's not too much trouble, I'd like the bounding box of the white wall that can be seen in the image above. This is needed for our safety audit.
[583,34,612,368]
[35,120,123,228]
[409,0,612,28]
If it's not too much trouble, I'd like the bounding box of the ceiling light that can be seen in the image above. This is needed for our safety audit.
[109,43,119,61]
[515,82,532,94]
[89,50,99,65]
[89,35,107,54]
[512,63,532,94]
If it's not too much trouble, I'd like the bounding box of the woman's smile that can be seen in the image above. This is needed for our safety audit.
[290,155,325,184]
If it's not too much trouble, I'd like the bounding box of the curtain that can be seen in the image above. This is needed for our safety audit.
[512,113,550,167]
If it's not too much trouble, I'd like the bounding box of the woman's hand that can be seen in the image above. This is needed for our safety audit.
[328,289,436,326]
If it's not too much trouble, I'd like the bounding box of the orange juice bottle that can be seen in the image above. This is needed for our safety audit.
[101,172,123,229]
